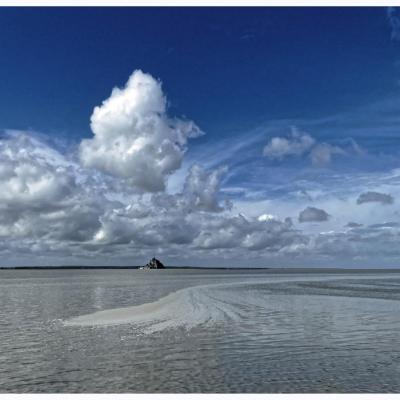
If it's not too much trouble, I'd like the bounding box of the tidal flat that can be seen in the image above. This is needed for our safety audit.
[1,268,400,393]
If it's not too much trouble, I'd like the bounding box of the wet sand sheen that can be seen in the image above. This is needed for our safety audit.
[64,273,400,331]
[3,269,400,392]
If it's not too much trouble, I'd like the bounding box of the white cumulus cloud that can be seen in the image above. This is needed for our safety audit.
[80,70,203,192]
[263,127,361,166]
[298,206,330,223]
[263,127,315,160]
[0,132,107,243]
[356,191,394,205]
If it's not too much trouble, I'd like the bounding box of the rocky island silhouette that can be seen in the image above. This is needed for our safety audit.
[140,257,165,269]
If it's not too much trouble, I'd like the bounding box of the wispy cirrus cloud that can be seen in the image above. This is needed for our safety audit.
[388,7,400,40]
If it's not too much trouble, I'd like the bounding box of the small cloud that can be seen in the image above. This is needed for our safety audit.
[298,206,330,223]
[258,213,276,222]
[356,191,394,205]
[263,126,361,167]
[240,32,256,41]
[263,127,315,160]
[369,222,399,229]
[345,222,363,228]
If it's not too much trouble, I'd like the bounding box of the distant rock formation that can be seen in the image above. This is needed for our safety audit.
[140,257,165,269]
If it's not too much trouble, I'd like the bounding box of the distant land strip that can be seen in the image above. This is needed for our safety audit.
[1,266,400,273]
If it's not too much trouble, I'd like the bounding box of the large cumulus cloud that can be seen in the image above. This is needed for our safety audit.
[80,70,203,192]
[2,127,400,267]
[91,164,306,255]
[0,132,107,245]
[0,129,307,265]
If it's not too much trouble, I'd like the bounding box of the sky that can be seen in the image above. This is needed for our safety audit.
[1,7,400,267]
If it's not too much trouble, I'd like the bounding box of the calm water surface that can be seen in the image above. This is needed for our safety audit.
[1,269,400,393]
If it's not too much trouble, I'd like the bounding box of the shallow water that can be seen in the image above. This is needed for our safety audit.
[2,269,400,392]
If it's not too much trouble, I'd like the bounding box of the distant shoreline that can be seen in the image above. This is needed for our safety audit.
[1,266,400,273]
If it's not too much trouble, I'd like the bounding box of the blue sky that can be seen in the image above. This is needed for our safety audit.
[1,7,400,267]
[1,8,398,135]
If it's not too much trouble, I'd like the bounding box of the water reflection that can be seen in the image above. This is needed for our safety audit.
[1,269,400,392]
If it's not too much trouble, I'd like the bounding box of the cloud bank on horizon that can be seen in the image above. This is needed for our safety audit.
[1,68,400,268]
